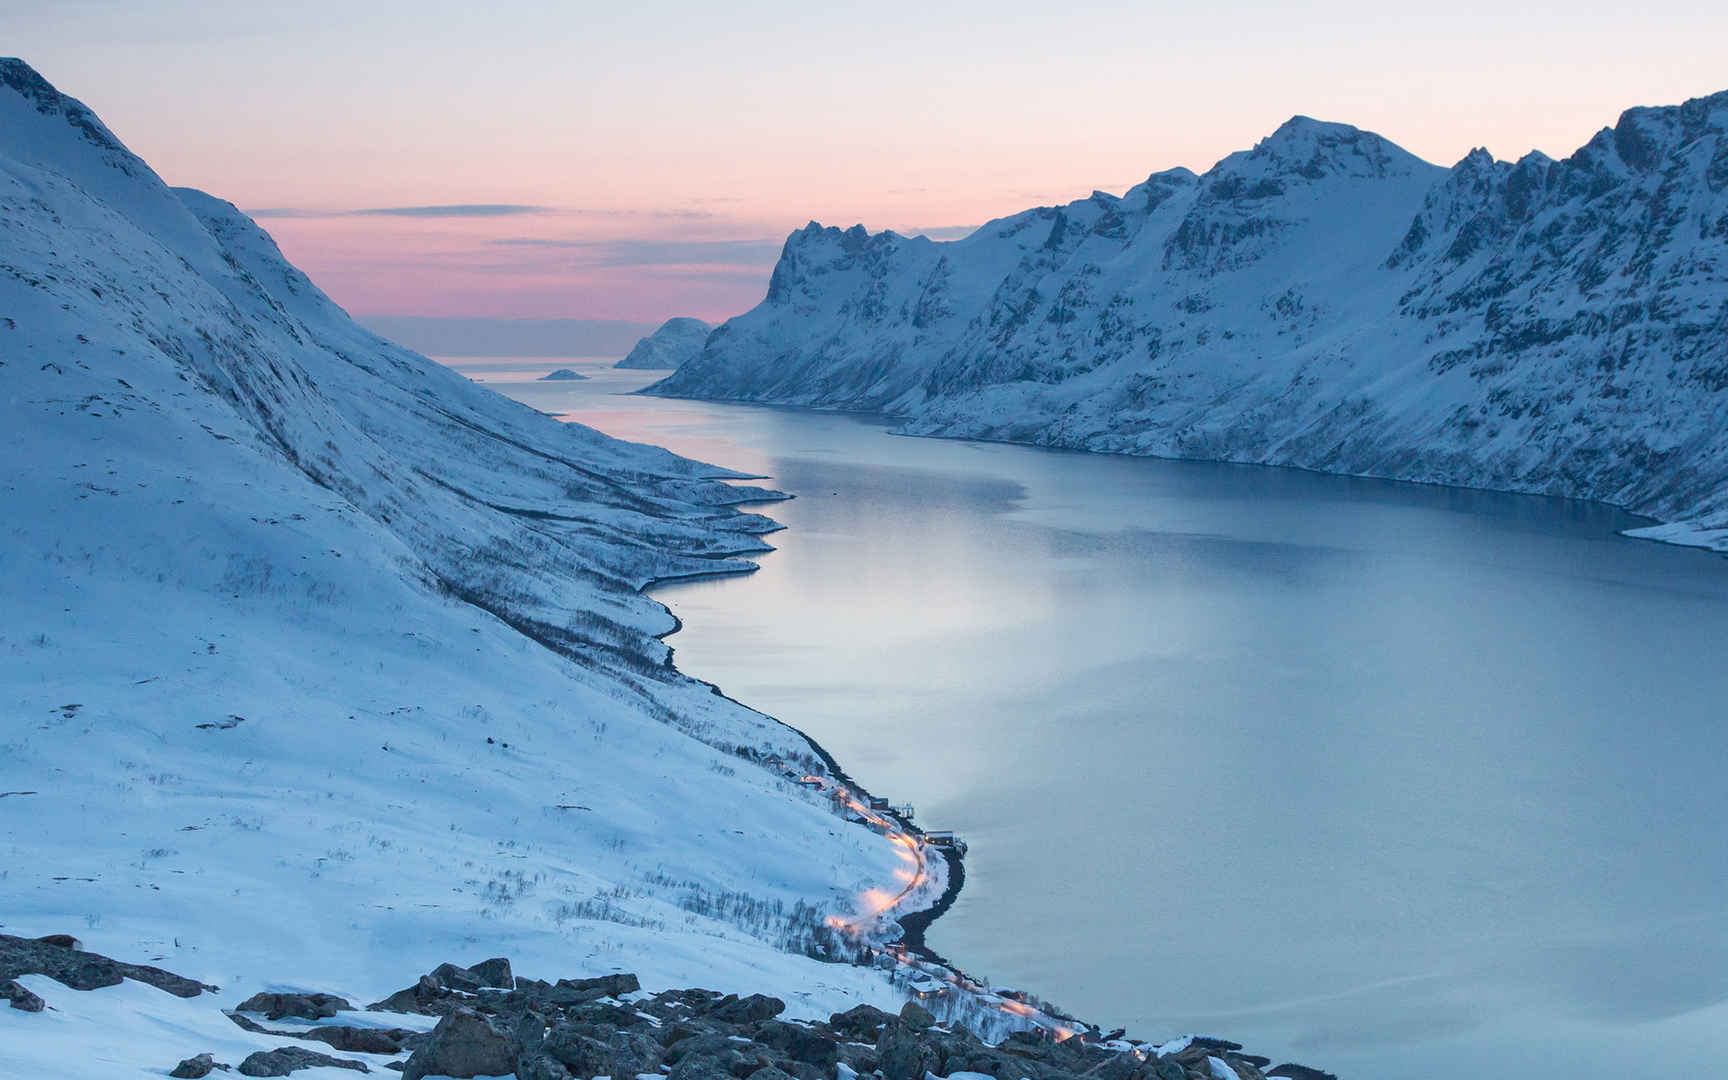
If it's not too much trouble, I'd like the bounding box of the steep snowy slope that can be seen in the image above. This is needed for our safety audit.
[651,95,1728,551]
[0,56,914,1033]
[616,317,712,369]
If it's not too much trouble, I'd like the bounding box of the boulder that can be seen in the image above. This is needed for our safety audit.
[875,1023,939,1080]
[3,978,45,1012]
[515,1053,574,1080]
[369,973,451,1015]
[754,1019,838,1068]
[237,1046,368,1076]
[169,1052,228,1078]
[234,991,352,1021]
[401,1008,515,1080]
[300,1025,418,1054]
[467,958,514,989]
[827,1003,892,1041]
[0,932,212,998]
[708,993,785,1024]
[557,972,641,998]
[897,1001,935,1029]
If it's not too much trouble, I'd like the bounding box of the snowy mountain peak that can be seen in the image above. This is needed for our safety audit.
[651,85,1728,553]
[1,57,136,163]
[1227,114,1429,182]
[617,315,714,369]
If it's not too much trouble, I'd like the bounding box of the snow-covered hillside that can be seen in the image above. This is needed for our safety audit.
[0,56,920,1050]
[650,95,1728,552]
[616,317,712,369]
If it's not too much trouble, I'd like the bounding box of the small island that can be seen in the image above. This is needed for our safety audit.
[537,367,588,381]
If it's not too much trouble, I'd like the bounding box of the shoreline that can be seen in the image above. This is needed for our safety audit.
[636,484,971,967]
[641,386,1728,560]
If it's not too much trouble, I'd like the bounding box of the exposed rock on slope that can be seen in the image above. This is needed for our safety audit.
[617,316,713,369]
[650,95,1728,551]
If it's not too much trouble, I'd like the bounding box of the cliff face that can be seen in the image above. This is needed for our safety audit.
[650,93,1728,551]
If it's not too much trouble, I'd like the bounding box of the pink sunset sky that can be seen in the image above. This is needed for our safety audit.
[14,1,1728,331]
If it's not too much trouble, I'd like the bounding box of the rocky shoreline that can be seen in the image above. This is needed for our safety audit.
[2,935,1337,1080]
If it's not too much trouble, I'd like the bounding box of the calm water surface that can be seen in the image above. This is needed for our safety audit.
[462,358,1728,1079]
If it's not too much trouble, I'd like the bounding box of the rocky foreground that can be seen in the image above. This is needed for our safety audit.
[2,934,1333,1080]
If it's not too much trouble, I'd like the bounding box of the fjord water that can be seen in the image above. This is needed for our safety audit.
[466,359,1728,1078]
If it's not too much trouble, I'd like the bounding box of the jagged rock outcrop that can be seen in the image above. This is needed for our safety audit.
[0,932,214,998]
[651,92,1728,551]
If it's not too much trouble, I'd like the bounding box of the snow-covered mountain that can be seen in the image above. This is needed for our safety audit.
[616,317,712,369]
[0,56,921,1043]
[649,94,1728,552]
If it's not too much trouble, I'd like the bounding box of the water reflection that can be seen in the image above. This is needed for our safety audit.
[459,358,1728,1079]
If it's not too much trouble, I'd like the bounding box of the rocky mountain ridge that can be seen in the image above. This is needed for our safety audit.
[650,91,1728,551]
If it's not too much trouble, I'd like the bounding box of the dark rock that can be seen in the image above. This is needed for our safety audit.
[300,1025,416,1055]
[3,979,45,1012]
[834,1042,879,1074]
[543,1020,611,1074]
[1228,1054,1271,1070]
[746,1067,797,1080]
[897,1001,935,1030]
[369,974,451,1015]
[170,1052,229,1078]
[1153,1060,1187,1080]
[516,1053,573,1080]
[237,1046,368,1076]
[432,963,486,993]
[660,1020,706,1046]
[754,1019,838,1068]
[235,991,353,1021]
[708,993,784,1024]
[828,1003,892,1041]
[1266,1067,1336,1080]
[663,1031,753,1080]
[226,1011,271,1034]
[0,932,213,998]
[876,1022,940,1080]
[401,1008,515,1080]
[607,1028,666,1075]
[664,1033,740,1065]
[558,972,641,999]
[33,934,82,950]
[1191,1037,1244,1052]
[467,957,514,989]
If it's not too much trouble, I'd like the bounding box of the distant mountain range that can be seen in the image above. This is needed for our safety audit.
[649,92,1728,552]
[617,316,713,369]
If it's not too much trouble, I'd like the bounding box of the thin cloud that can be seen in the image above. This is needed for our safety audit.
[352,204,548,218]
[247,205,719,221]
[486,237,785,268]
[247,204,550,219]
